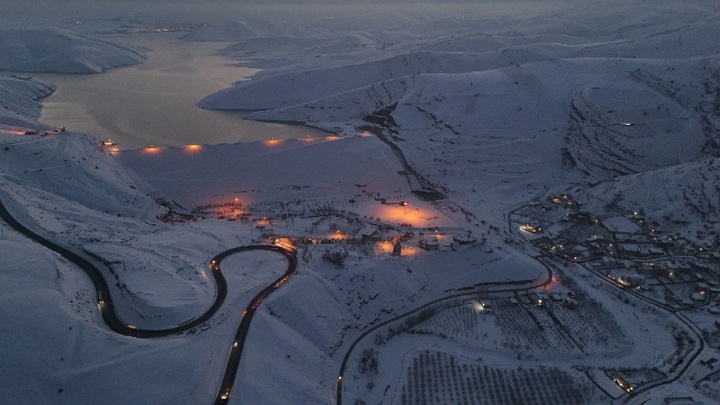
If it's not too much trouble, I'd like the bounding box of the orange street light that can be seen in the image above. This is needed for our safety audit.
[143,145,161,154]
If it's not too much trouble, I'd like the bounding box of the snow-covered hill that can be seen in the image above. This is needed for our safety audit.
[571,158,720,246]
[0,28,148,129]
[0,75,55,128]
[0,29,146,74]
[192,1,720,222]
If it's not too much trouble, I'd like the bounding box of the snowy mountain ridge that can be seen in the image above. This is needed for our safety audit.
[0,28,146,74]
[0,75,55,128]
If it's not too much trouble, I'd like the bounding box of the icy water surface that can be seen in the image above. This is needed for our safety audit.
[36,32,325,148]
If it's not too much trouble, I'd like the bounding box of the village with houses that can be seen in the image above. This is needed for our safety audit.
[511,193,720,311]
[145,182,720,403]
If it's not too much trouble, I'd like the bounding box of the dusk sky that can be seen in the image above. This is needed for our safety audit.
[2,0,493,25]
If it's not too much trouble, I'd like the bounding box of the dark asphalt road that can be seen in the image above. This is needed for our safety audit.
[0,197,297,404]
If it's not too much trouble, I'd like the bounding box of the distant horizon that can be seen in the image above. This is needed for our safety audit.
[0,0,586,30]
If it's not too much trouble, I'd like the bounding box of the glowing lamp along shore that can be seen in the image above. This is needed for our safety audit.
[143,145,162,154]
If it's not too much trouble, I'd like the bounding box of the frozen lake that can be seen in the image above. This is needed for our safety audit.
[35,32,325,148]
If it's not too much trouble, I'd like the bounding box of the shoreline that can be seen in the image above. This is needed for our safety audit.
[14,32,323,148]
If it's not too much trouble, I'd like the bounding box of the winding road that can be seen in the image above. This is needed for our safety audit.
[335,263,553,405]
[0,196,297,405]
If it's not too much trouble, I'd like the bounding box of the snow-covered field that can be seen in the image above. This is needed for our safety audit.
[2,1,720,404]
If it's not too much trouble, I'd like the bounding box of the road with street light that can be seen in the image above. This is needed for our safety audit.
[211,244,297,405]
[0,196,297,405]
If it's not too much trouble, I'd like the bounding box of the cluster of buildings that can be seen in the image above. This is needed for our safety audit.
[511,194,720,309]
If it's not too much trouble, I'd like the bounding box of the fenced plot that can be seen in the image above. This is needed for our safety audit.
[408,302,491,343]
[492,299,569,357]
[405,295,630,359]
[545,294,630,355]
[399,350,598,405]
